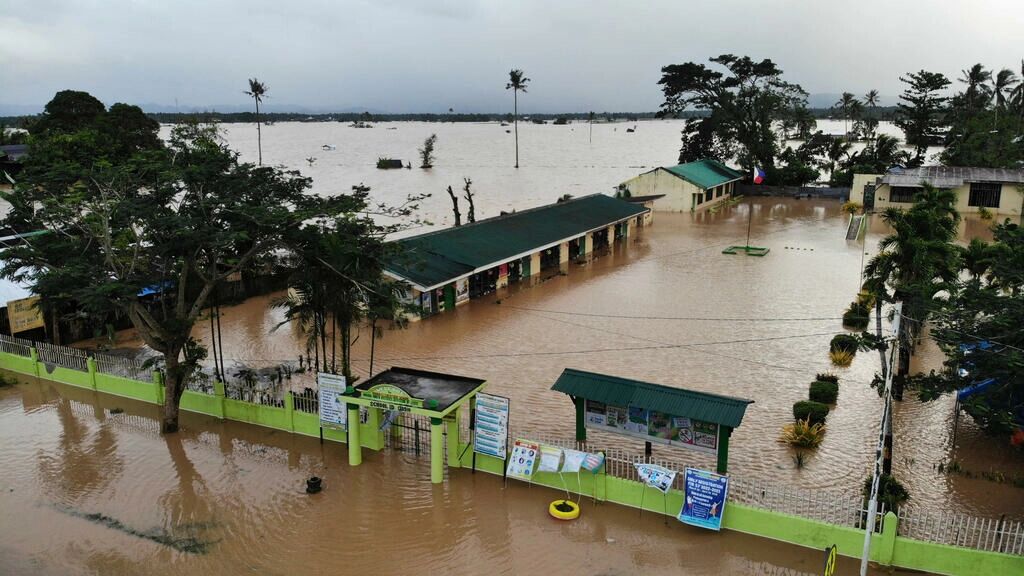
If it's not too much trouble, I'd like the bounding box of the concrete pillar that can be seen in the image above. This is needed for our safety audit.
[877,511,899,565]
[284,391,295,432]
[348,404,362,466]
[559,242,569,264]
[154,370,165,404]
[583,232,593,255]
[86,357,98,390]
[529,252,541,276]
[213,379,226,419]
[430,417,444,483]
[716,426,731,474]
[445,407,460,469]
[363,407,385,450]
[574,397,587,442]
[624,221,632,238]
[607,225,615,247]
[30,346,40,377]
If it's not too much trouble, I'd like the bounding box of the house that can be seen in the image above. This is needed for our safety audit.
[0,144,28,185]
[385,194,650,318]
[850,167,1024,216]
[618,159,745,212]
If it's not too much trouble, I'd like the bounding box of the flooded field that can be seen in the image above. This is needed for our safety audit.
[0,376,920,576]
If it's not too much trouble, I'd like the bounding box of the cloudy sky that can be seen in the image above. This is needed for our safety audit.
[1,0,1022,114]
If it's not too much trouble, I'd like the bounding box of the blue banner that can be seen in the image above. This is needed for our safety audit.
[677,468,729,531]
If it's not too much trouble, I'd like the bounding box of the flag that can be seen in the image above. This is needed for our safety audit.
[752,167,766,184]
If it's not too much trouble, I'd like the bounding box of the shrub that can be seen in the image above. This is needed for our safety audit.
[809,380,839,403]
[862,473,910,513]
[830,333,860,354]
[978,206,993,220]
[780,418,827,448]
[829,349,855,367]
[793,400,829,425]
[841,201,862,215]
[856,290,876,308]
[842,301,870,330]
[815,372,839,384]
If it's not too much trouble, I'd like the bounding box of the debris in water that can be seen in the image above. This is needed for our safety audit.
[109,408,124,414]
[55,505,218,554]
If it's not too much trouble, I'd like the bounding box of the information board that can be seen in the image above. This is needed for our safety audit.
[317,373,348,430]
[473,393,510,460]
[678,467,730,531]
[634,463,677,494]
[585,399,719,454]
[506,439,540,480]
[7,296,44,333]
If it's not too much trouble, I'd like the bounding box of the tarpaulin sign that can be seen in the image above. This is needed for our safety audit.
[634,463,677,494]
[506,439,540,480]
[678,467,729,531]
[581,452,605,473]
[537,445,563,473]
[561,449,587,473]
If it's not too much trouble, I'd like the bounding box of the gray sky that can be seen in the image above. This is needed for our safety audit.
[2,0,1022,114]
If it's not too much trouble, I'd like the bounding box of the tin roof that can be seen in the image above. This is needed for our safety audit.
[386,194,647,290]
[881,166,1024,188]
[663,159,745,190]
[551,368,754,428]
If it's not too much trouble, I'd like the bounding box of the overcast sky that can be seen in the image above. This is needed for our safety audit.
[2,0,1022,114]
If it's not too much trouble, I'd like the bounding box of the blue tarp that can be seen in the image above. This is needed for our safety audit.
[137,281,173,297]
[957,378,998,401]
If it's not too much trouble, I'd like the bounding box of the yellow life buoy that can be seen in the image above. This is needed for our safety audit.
[549,500,580,520]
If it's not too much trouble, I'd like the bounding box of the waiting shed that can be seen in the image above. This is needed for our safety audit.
[551,368,754,474]
[344,367,486,483]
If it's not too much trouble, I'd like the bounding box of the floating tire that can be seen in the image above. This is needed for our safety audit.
[549,500,580,521]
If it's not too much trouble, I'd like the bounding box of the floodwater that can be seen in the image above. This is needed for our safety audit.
[0,375,919,575]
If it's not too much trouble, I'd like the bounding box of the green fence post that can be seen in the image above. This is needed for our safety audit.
[284,390,295,432]
[348,404,362,466]
[574,397,587,442]
[213,380,226,419]
[876,511,898,566]
[716,426,732,474]
[153,370,164,405]
[86,357,98,390]
[445,407,460,469]
[430,417,444,483]
[30,346,40,377]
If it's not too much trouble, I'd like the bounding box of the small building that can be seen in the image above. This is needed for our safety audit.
[619,158,745,212]
[850,167,1024,216]
[385,194,650,319]
[623,194,663,226]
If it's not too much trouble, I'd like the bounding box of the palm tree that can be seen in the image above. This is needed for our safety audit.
[834,92,857,139]
[959,64,992,113]
[588,110,595,144]
[506,69,530,168]
[992,68,1020,123]
[1012,60,1024,125]
[824,136,852,177]
[862,89,880,138]
[864,89,880,108]
[244,78,268,165]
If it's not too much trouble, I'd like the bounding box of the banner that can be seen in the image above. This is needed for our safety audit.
[561,449,587,473]
[317,373,348,430]
[581,452,605,473]
[506,439,540,480]
[473,393,509,460]
[584,399,719,455]
[537,445,563,473]
[634,463,677,494]
[678,468,730,531]
[7,296,44,333]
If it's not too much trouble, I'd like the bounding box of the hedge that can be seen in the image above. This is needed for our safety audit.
[793,400,830,425]
[830,333,860,354]
[809,380,839,404]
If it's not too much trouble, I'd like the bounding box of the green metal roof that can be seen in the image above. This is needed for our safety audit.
[663,159,745,190]
[551,368,753,428]
[386,194,647,290]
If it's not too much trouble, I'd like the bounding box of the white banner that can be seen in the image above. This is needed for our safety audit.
[318,373,348,430]
[473,393,510,460]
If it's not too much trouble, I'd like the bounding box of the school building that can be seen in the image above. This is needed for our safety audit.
[618,158,745,212]
[851,167,1024,216]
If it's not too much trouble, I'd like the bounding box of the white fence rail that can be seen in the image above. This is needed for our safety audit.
[898,508,1024,555]
[35,341,88,371]
[94,352,152,381]
[0,333,33,357]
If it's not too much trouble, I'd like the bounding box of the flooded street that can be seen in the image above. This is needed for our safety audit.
[0,376,918,575]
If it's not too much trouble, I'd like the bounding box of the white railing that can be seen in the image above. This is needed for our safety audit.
[729,476,882,529]
[225,380,284,408]
[0,333,33,357]
[898,507,1024,555]
[94,352,152,381]
[35,341,88,371]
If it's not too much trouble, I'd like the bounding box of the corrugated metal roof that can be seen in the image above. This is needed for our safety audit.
[386,194,647,290]
[663,159,745,190]
[551,368,754,428]
[881,166,1024,188]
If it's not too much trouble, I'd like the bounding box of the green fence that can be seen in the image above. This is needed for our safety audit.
[1,342,1021,576]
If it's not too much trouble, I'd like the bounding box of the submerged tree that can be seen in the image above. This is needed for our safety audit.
[506,69,530,168]
[244,78,268,165]
[419,133,437,168]
[463,177,476,223]
[445,185,462,226]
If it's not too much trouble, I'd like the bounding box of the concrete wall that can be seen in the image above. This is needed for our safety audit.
[621,169,733,212]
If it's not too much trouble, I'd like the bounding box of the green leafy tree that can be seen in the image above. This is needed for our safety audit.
[506,69,530,168]
[419,133,437,168]
[657,55,807,174]
[244,78,268,165]
[894,70,951,165]
[29,90,106,135]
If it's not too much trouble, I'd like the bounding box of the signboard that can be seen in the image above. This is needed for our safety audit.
[585,399,719,454]
[634,463,677,494]
[455,278,469,303]
[506,439,540,480]
[473,393,509,460]
[317,373,348,430]
[361,383,423,412]
[537,445,563,473]
[678,468,730,531]
[7,296,44,333]
[561,449,587,473]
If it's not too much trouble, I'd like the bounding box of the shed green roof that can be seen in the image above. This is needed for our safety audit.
[551,368,753,428]
[386,194,647,290]
[663,159,745,190]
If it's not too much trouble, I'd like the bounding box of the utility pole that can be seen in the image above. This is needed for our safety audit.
[861,302,901,576]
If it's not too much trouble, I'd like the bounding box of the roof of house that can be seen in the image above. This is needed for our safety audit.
[663,159,745,190]
[551,368,754,428]
[355,366,486,412]
[881,166,1024,188]
[386,194,647,290]
[624,194,665,203]
[0,145,28,162]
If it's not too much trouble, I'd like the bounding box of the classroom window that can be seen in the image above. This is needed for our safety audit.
[968,182,1001,208]
[889,186,918,203]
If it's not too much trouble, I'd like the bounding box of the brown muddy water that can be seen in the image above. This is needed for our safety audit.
[80,198,1023,522]
[0,375,920,576]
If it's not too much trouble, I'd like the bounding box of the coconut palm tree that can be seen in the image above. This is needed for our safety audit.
[244,78,268,165]
[959,64,992,113]
[506,69,530,168]
[864,89,880,108]
[824,136,852,177]
[992,68,1020,123]
[834,92,857,139]
[861,89,881,138]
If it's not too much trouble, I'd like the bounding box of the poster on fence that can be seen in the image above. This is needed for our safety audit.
[584,399,719,455]
[634,463,677,494]
[506,439,540,480]
[677,467,729,531]
[317,373,348,431]
[561,449,587,473]
[473,393,510,460]
[537,445,563,473]
[7,296,44,334]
